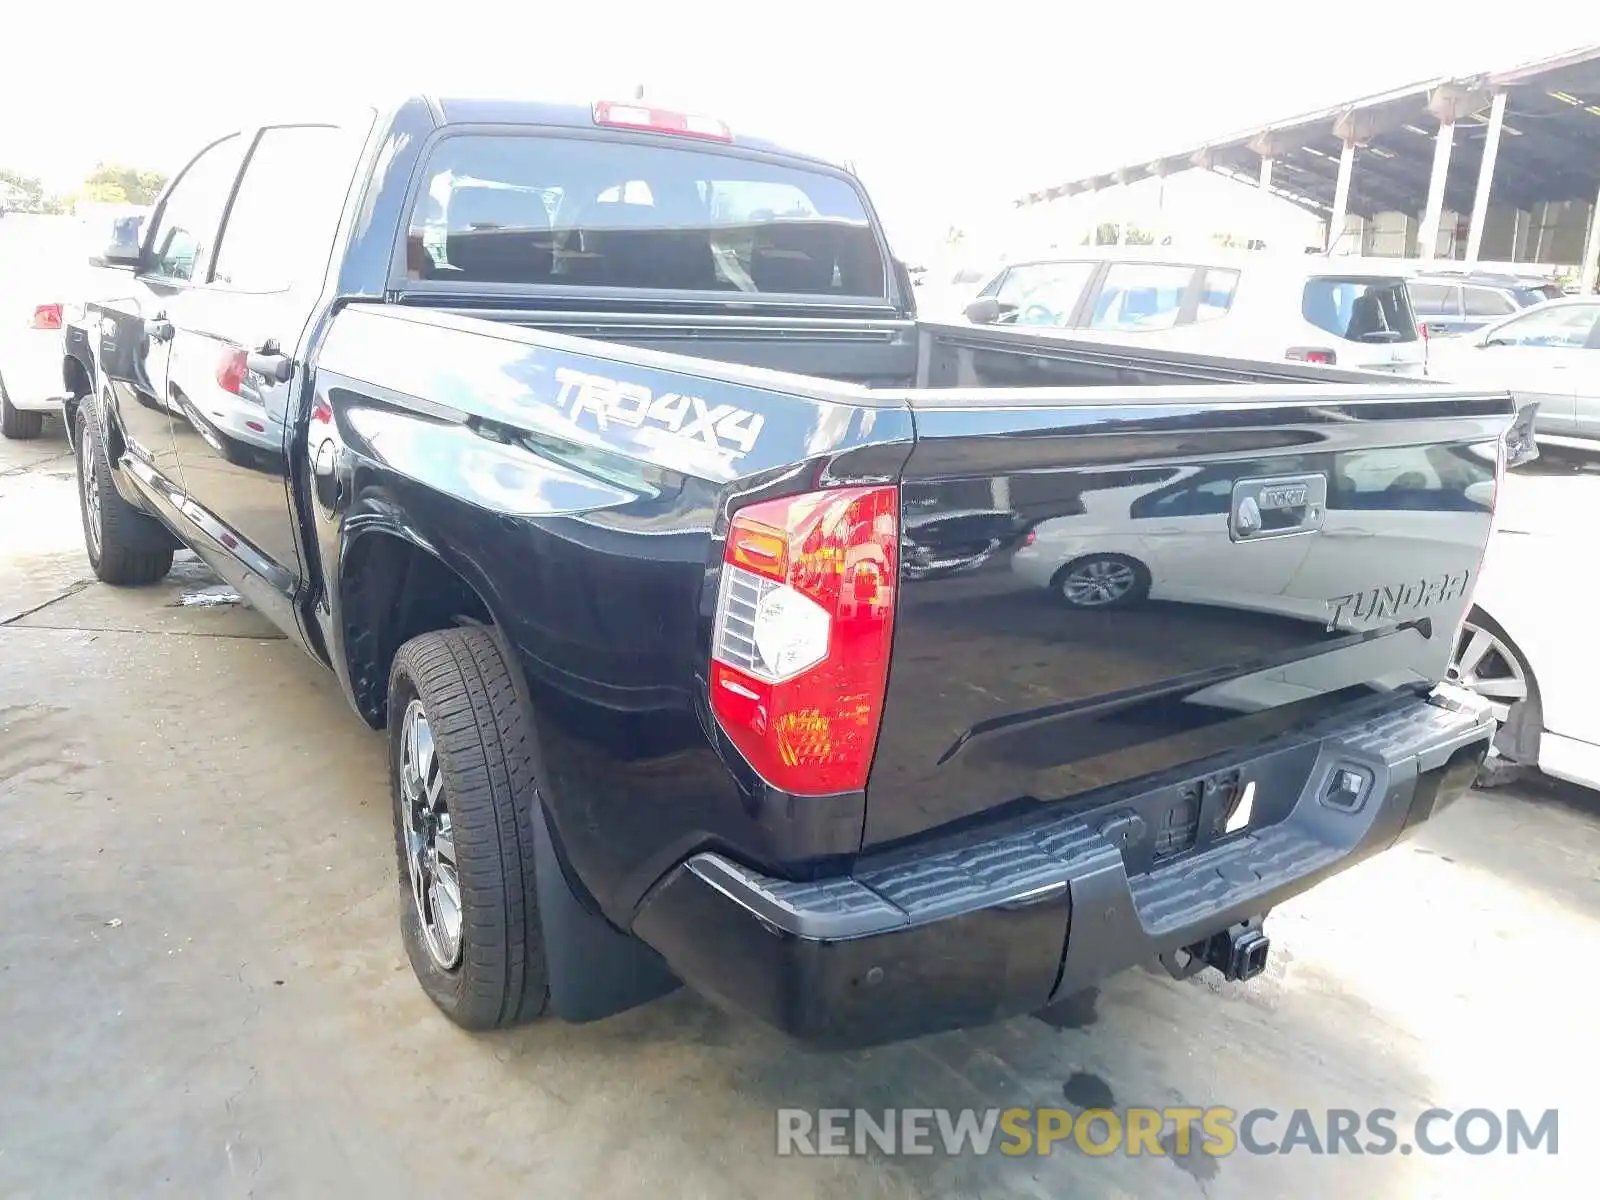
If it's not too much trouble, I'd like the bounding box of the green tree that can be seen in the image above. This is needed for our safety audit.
[0,168,45,210]
[81,163,168,205]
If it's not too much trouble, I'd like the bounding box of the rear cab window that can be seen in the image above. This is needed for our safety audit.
[403,133,888,301]
[1302,277,1419,344]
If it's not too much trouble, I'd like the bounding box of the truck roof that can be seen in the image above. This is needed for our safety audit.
[425,96,847,172]
[224,95,852,175]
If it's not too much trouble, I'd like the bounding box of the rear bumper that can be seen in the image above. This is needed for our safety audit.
[633,686,1494,1047]
[0,331,67,412]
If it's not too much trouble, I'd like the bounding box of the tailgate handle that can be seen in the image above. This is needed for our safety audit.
[1229,475,1327,542]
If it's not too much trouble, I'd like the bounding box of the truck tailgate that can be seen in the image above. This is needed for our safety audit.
[865,384,1514,848]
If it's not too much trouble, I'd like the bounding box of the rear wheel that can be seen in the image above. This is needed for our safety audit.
[1,375,45,440]
[74,406,175,584]
[1448,608,1541,786]
[388,627,549,1030]
[1054,553,1151,609]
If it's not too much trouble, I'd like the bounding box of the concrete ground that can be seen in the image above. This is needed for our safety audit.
[2,424,1597,1199]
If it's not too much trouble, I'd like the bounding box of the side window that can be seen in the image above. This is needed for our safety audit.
[1195,268,1239,324]
[1464,287,1515,317]
[211,125,357,292]
[145,135,245,282]
[1408,282,1458,317]
[1088,263,1196,332]
[1133,474,1234,520]
[1490,304,1600,348]
[996,262,1096,326]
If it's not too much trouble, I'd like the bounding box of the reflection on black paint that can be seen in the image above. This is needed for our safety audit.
[867,407,1500,847]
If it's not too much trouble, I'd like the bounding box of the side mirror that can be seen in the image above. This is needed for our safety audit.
[964,296,1002,324]
[88,215,146,271]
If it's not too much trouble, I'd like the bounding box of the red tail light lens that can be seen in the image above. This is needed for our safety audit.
[215,348,247,395]
[709,486,898,795]
[1287,346,1337,365]
[30,304,62,330]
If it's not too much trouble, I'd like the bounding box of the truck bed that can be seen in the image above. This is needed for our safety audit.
[315,303,1513,886]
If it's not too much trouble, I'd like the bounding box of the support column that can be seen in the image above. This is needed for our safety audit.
[1581,181,1600,295]
[1328,140,1356,253]
[1259,157,1274,191]
[1465,91,1508,265]
[1420,122,1455,260]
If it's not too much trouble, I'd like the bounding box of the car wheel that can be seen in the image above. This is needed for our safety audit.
[1,375,45,440]
[388,626,549,1030]
[1447,607,1542,785]
[1053,553,1151,609]
[74,406,175,585]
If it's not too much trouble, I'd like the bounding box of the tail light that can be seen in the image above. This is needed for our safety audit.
[30,304,62,330]
[709,486,898,795]
[1287,346,1337,365]
[592,100,732,142]
[216,348,247,395]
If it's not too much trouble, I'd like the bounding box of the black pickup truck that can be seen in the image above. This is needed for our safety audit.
[64,96,1516,1047]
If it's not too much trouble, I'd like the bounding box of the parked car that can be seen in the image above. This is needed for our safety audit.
[1448,464,1600,790]
[1012,444,1503,623]
[959,248,1427,375]
[1425,296,1600,451]
[65,96,1514,1049]
[1,208,149,440]
[1408,270,1563,339]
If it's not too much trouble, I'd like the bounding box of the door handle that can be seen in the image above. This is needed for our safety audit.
[246,349,294,384]
[144,318,174,343]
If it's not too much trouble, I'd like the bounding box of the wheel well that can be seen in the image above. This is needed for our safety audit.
[341,532,494,728]
[63,355,91,399]
[61,358,91,441]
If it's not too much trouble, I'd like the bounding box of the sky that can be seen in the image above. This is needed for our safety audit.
[2,2,1596,258]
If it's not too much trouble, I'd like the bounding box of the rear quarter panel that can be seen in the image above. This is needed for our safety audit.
[305,306,915,921]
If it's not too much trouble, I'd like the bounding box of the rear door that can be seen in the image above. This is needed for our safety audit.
[163,122,364,624]
[1082,261,1199,335]
[1461,284,1518,335]
[92,134,245,486]
[1410,280,1463,338]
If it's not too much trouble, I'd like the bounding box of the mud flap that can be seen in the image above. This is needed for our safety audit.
[533,798,681,1022]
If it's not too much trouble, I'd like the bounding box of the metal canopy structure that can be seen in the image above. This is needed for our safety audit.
[1014,45,1600,284]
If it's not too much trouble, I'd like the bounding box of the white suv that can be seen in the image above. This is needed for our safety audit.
[961,248,1426,376]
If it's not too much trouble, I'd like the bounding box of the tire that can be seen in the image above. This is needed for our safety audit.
[74,406,175,585]
[1,377,45,440]
[388,626,549,1030]
[1052,552,1151,609]
[1448,606,1542,782]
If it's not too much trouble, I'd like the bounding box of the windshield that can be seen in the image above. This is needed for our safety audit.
[405,133,887,300]
[1302,277,1419,344]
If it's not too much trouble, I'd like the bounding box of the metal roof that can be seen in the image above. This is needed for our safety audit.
[1015,45,1600,218]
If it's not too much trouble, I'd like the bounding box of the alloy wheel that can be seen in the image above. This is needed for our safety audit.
[1062,558,1137,607]
[398,698,463,971]
[1448,619,1529,724]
